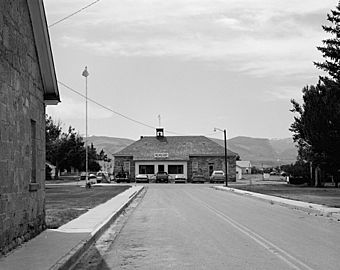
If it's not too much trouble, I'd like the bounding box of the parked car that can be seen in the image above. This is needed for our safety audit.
[88,173,97,184]
[210,170,225,183]
[96,171,109,183]
[135,174,149,183]
[192,173,205,183]
[287,175,309,185]
[80,172,87,180]
[155,171,169,183]
[280,171,288,177]
[174,174,186,183]
[80,172,97,183]
[115,172,130,183]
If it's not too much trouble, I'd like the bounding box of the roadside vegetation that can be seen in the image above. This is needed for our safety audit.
[290,3,340,187]
[231,175,340,208]
[46,115,110,180]
[45,185,130,229]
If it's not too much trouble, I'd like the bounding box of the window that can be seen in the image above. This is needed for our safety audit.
[139,165,154,174]
[31,120,36,183]
[168,165,184,174]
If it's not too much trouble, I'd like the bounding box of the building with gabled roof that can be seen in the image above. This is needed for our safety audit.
[114,128,238,182]
[0,0,60,255]
[236,161,252,174]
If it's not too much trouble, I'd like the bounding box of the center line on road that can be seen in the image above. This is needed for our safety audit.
[185,191,315,270]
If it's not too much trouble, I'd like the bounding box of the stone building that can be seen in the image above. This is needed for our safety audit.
[0,0,60,255]
[114,128,238,182]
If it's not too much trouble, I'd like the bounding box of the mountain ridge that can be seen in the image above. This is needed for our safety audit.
[87,135,297,167]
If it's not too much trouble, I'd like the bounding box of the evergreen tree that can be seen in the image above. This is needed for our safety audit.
[290,3,340,186]
[314,2,340,82]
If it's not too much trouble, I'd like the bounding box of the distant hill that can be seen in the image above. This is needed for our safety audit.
[87,136,134,158]
[88,135,298,168]
[211,136,298,167]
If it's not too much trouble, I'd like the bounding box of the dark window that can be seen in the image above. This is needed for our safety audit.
[168,165,184,174]
[31,120,36,183]
[158,164,164,172]
[139,165,154,174]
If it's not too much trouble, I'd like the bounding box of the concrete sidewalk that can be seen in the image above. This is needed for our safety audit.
[213,186,340,220]
[0,185,144,270]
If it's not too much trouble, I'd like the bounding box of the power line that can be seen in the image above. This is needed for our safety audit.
[48,0,102,28]
[57,81,182,135]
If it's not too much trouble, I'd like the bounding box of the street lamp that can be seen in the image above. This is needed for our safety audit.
[214,127,228,187]
[82,66,90,188]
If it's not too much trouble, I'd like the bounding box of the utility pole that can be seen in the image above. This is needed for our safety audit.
[82,66,90,188]
[214,127,228,187]
[224,129,228,187]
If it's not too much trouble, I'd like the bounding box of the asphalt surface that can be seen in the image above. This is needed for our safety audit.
[74,184,340,270]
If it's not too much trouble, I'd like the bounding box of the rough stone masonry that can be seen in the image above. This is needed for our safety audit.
[0,0,46,255]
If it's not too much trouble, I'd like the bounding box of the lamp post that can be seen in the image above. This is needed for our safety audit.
[82,66,89,187]
[214,127,228,187]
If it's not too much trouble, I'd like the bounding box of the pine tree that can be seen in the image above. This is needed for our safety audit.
[315,2,340,82]
[290,2,340,186]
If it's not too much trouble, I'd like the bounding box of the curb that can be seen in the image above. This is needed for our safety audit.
[50,186,145,270]
[212,186,340,219]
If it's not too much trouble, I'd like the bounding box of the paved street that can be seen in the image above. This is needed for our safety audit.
[75,184,340,270]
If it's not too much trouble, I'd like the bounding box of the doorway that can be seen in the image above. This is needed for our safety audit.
[209,163,214,176]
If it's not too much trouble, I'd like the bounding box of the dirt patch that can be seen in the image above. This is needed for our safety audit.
[45,185,130,228]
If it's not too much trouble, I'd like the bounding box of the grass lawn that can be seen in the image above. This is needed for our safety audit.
[45,185,130,229]
[229,182,340,208]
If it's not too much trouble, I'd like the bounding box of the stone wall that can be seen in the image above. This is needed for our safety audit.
[0,0,46,255]
[188,156,236,182]
[114,157,135,179]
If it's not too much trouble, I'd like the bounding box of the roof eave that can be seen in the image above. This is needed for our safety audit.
[27,0,60,105]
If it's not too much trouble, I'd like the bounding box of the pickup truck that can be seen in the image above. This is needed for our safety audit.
[155,171,169,183]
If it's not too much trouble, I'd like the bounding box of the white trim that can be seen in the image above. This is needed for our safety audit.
[27,0,60,104]
[135,161,188,179]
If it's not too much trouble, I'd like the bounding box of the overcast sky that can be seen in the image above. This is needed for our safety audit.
[44,0,337,140]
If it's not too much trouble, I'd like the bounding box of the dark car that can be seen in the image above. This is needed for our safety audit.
[155,171,169,183]
[287,175,309,185]
[115,172,130,183]
[192,173,205,183]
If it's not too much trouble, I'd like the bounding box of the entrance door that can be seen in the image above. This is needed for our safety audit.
[158,164,165,172]
[209,163,214,176]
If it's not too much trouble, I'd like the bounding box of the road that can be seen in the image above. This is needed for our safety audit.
[74,184,340,270]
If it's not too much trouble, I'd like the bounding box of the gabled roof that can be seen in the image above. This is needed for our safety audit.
[27,0,60,105]
[115,136,238,161]
[236,161,252,168]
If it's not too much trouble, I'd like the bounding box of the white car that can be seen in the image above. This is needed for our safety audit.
[135,174,149,183]
[96,171,109,183]
[88,174,97,184]
[174,174,186,183]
